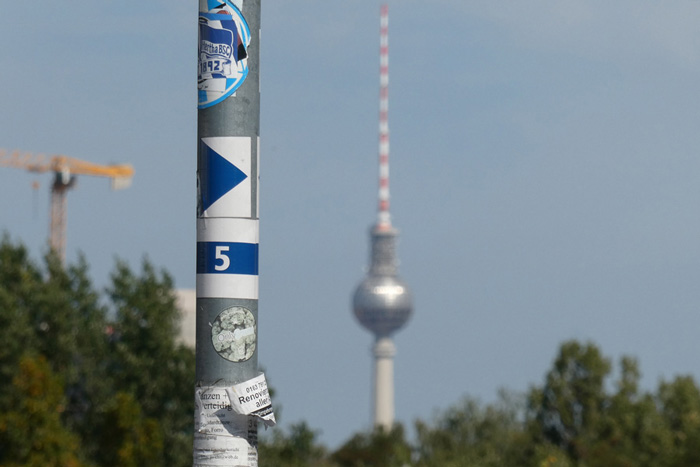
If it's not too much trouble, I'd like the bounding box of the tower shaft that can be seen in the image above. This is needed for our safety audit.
[373,337,396,429]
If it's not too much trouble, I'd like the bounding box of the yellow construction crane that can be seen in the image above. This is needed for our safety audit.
[0,149,134,263]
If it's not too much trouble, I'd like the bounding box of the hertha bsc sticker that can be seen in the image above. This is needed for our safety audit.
[198,1,251,109]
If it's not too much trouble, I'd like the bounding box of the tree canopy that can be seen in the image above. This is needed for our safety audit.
[0,236,193,466]
[2,235,700,466]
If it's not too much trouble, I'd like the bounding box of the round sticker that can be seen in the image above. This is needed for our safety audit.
[198,1,251,109]
[211,306,256,362]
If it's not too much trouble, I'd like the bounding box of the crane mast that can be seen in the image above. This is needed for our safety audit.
[0,149,134,262]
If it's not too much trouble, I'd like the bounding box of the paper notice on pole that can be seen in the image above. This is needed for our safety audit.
[194,386,258,467]
[226,373,276,427]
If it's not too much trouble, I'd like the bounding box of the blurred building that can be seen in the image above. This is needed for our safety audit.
[175,289,196,348]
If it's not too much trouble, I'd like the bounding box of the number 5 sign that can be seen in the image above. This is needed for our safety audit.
[197,242,258,275]
[196,218,259,300]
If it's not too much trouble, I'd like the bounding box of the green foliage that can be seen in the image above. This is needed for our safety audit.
[0,237,194,466]
[533,340,612,460]
[414,391,529,466]
[657,375,700,465]
[107,259,195,466]
[94,391,164,467]
[0,355,83,467]
[259,422,332,467]
[7,234,700,467]
[0,237,42,406]
[313,340,700,467]
[526,340,700,467]
[333,424,412,467]
[595,357,673,466]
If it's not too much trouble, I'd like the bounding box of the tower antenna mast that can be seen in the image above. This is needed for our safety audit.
[377,2,391,230]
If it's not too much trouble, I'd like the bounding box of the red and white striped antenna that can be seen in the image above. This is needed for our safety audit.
[377,3,392,230]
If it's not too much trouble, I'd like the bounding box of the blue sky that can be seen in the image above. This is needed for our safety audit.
[3,0,700,448]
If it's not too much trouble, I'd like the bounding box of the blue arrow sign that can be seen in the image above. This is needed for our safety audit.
[200,139,248,212]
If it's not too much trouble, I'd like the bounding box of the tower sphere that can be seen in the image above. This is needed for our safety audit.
[353,274,412,337]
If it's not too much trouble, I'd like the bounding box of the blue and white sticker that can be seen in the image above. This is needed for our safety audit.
[199,136,252,218]
[198,1,251,109]
[197,218,259,299]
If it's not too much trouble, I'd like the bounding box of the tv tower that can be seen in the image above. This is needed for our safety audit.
[352,3,413,431]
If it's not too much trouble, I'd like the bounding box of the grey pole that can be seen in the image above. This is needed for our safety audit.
[194,1,265,466]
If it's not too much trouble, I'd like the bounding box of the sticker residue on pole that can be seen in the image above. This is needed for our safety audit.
[194,386,258,466]
[226,373,276,427]
[198,1,251,109]
[212,306,256,362]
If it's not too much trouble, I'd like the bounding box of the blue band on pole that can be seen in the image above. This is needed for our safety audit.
[197,242,259,275]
